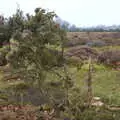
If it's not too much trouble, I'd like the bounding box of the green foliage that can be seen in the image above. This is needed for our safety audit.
[0,22,10,46]
[0,45,9,65]
[7,9,24,32]
[5,8,66,91]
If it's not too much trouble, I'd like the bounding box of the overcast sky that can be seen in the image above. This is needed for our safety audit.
[0,0,120,27]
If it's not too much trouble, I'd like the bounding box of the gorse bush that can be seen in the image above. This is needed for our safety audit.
[0,7,67,106]
[5,7,66,88]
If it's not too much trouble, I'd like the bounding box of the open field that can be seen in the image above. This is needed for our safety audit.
[0,32,120,119]
[65,32,120,105]
[0,32,120,104]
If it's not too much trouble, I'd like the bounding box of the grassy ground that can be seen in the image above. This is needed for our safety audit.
[93,70,120,105]
[46,62,120,106]
[72,64,120,106]
[66,32,120,106]
[0,32,120,107]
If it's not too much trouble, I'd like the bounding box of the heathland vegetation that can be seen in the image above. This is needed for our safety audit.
[0,7,120,119]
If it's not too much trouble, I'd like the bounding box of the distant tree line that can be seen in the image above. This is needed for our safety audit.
[55,17,120,32]
[64,24,120,32]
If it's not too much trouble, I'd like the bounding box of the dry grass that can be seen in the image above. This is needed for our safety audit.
[67,32,120,40]
[66,32,120,47]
